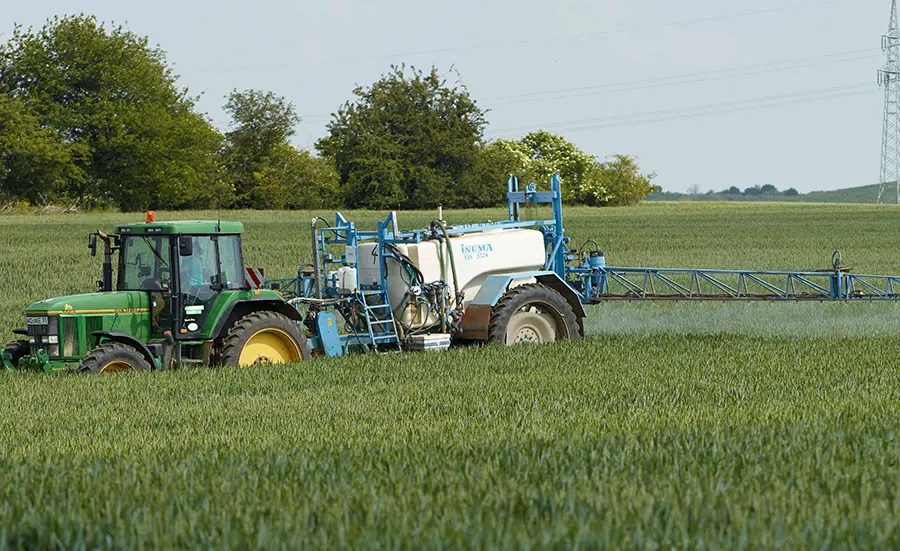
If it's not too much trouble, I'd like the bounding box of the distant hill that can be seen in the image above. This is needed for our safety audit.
[796,183,882,204]
[646,183,884,204]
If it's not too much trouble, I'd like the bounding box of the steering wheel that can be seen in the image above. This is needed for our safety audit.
[150,267,172,290]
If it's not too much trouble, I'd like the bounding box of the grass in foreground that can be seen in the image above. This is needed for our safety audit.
[1,335,899,549]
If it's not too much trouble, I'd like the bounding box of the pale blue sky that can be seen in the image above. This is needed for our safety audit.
[2,0,888,193]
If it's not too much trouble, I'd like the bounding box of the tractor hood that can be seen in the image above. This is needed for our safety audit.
[25,291,150,316]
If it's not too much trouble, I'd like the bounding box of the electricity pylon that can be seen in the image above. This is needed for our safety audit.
[878,0,900,204]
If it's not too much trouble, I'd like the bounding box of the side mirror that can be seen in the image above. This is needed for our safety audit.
[179,236,193,257]
[88,234,97,257]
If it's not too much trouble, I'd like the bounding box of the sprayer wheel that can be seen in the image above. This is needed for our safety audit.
[488,284,581,345]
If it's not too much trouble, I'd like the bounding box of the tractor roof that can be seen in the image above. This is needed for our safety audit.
[114,220,244,235]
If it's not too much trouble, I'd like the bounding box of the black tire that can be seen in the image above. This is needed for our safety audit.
[80,342,152,374]
[2,340,30,368]
[488,283,581,345]
[218,311,311,366]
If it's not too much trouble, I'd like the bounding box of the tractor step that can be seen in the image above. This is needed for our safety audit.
[176,341,210,365]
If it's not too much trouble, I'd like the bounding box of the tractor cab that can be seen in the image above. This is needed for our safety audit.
[108,215,246,339]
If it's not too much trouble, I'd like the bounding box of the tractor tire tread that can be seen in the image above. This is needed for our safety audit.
[488,283,581,344]
[217,310,311,366]
[80,341,152,374]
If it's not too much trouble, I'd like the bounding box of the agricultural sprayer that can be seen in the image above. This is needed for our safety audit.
[5,174,900,374]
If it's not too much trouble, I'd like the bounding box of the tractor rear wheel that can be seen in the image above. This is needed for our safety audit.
[488,284,581,345]
[218,311,311,366]
[2,340,30,368]
[80,342,152,374]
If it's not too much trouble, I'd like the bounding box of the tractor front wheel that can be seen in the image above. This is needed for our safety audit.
[488,284,581,345]
[80,342,152,374]
[2,340,30,368]
[218,311,311,367]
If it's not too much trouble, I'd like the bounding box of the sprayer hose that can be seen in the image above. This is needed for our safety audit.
[432,221,461,306]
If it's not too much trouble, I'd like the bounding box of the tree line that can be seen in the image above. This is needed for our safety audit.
[0,16,657,212]
[649,184,802,202]
[707,185,799,197]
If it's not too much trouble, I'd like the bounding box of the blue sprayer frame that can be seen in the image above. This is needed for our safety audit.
[267,173,900,356]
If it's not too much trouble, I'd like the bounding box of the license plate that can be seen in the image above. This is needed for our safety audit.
[26,316,49,325]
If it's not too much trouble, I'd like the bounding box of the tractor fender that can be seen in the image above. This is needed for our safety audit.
[461,271,586,340]
[210,299,303,341]
[91,331,157,369]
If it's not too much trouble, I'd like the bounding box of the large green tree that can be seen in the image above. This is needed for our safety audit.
[490,131,604,203]
[243,144,341,210]
[0,15,224,211]
[484,131,656,206]
[317,65,487,209]
[0,94,83,204]
[591,154,657,206]
[452,141,522,208]
[222,89,301,208]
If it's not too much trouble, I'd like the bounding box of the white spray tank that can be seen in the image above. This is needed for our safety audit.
[357,215,546,331]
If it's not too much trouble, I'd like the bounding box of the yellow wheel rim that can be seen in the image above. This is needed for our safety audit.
[239,328,302,366]
[100,360,136,374]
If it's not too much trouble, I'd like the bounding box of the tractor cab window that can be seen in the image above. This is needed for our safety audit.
[217,235,244,290]
[180,236,217,299]
[118,236,173,291]
[178,235,244,336]
[179,234,244,306]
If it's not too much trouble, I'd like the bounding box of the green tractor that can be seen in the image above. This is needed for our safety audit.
[1,215,310,374]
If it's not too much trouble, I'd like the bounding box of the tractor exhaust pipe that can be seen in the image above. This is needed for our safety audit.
[90,231,115,292]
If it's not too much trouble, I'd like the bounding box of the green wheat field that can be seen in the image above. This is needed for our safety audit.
[1,202,899,549]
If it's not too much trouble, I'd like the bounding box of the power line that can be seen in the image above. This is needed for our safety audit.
[295,47,878,123]
[487,83,875,136]
[483,51,879,107]
[542,89,877,134]
[492,83,873,133]
[483,47,877,102]
[197,0,847,74]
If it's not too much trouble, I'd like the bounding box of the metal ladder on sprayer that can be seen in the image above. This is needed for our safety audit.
[360,291,400,346]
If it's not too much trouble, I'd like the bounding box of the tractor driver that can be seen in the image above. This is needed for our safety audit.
[181,236,228,314]
[180,242,204,288]
[180,237,211,303]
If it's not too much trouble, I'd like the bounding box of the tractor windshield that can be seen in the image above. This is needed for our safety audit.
[117,236,173,291]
